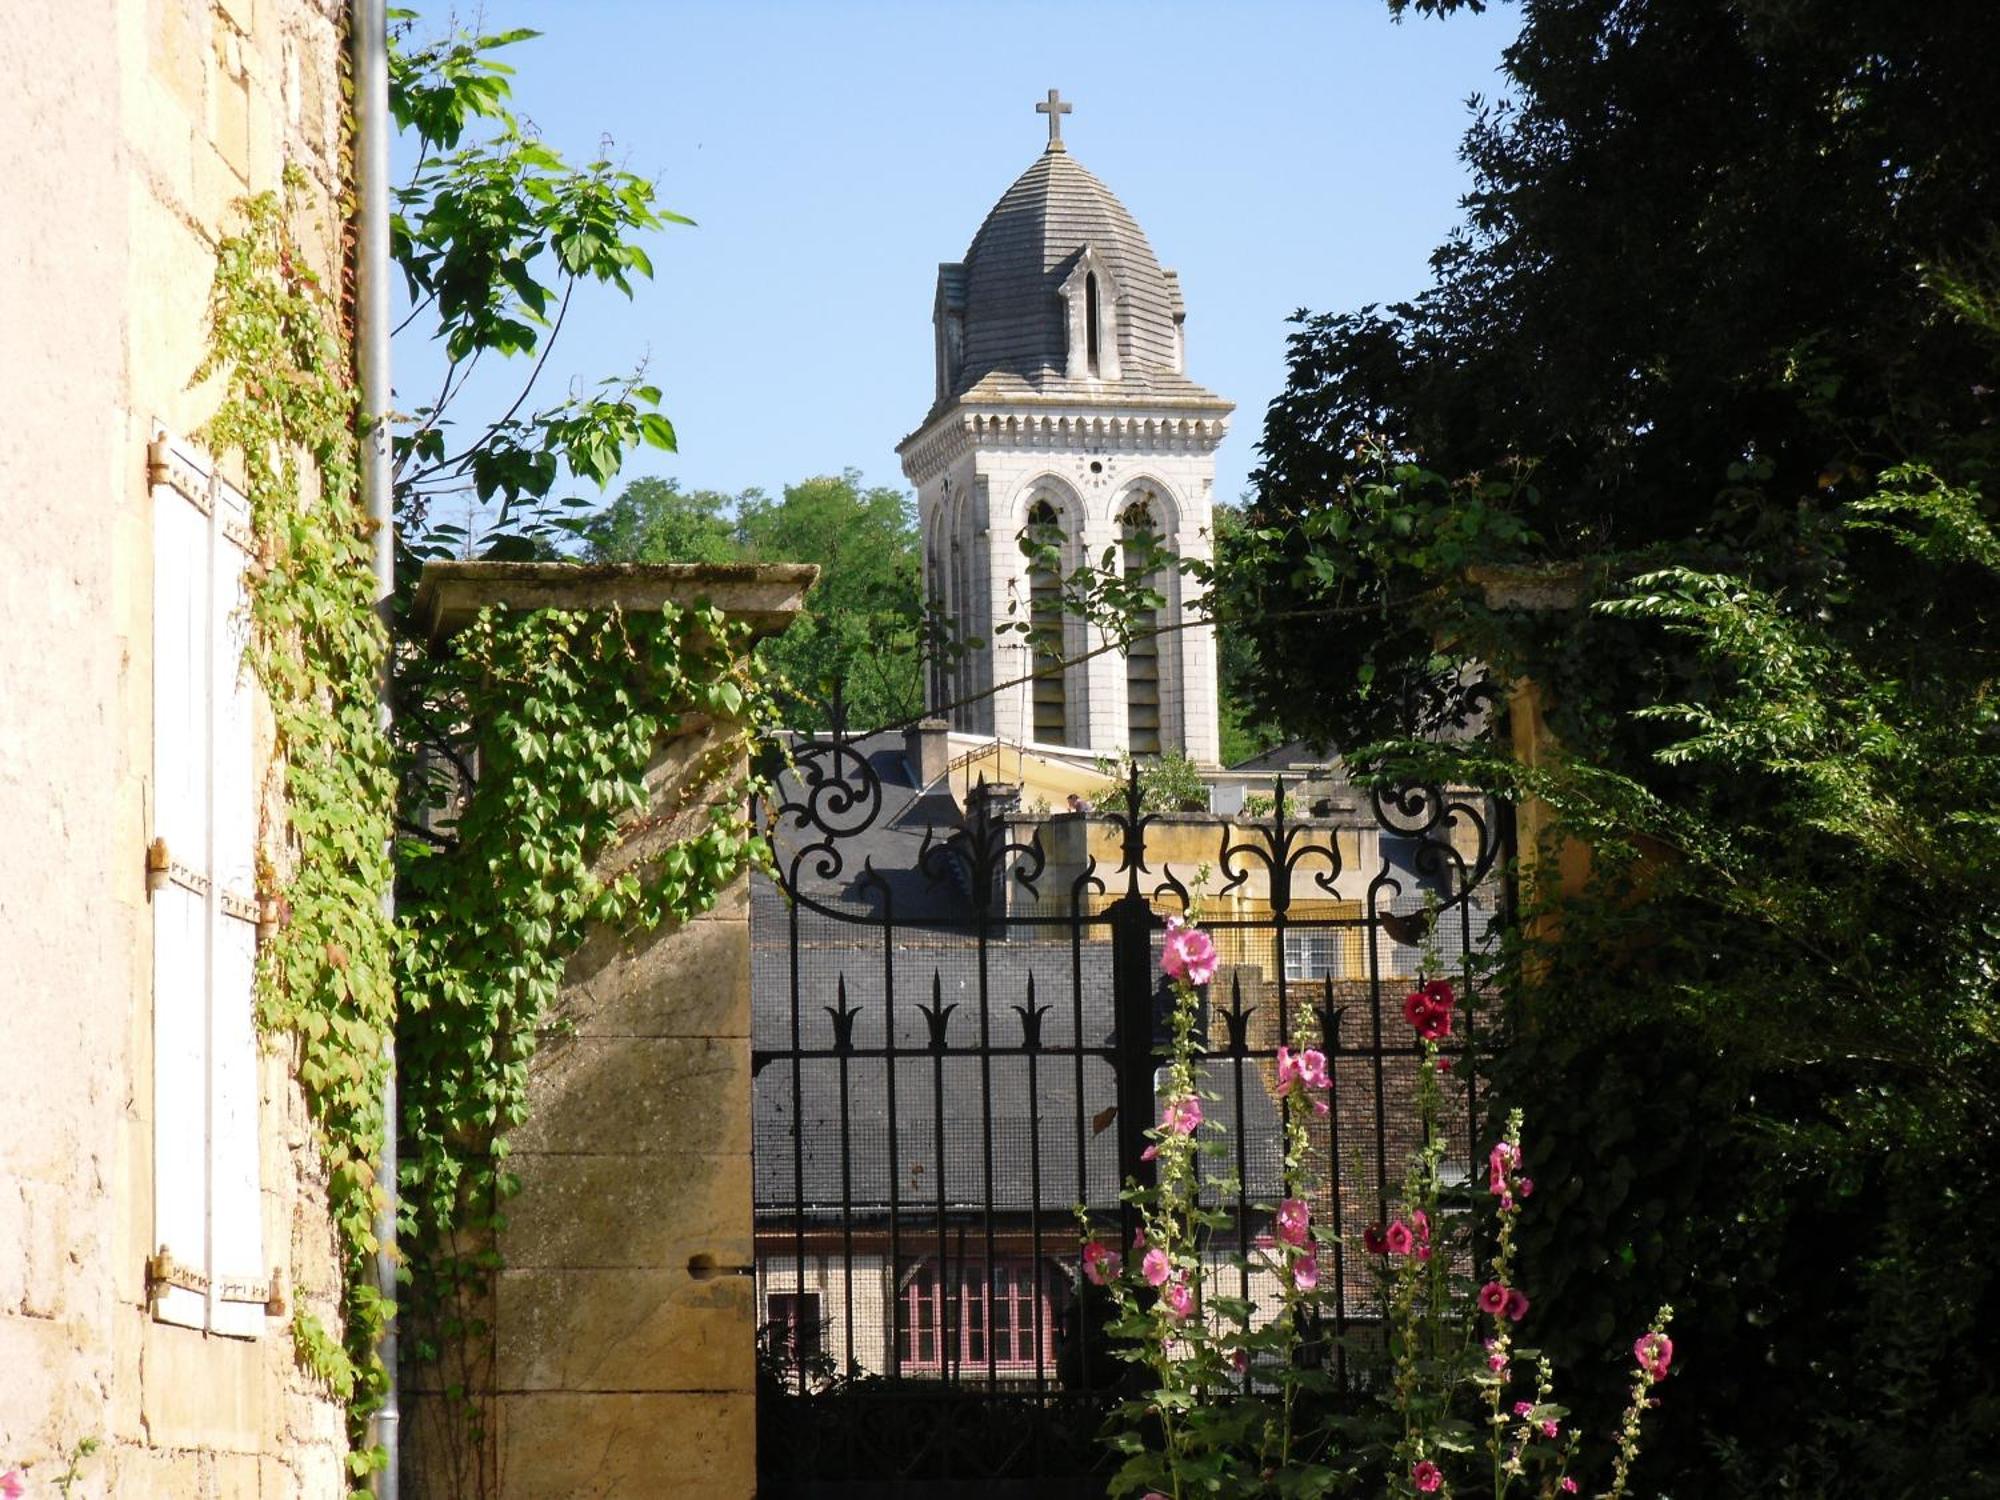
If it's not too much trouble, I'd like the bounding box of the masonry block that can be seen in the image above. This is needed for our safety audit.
[511,1035,750,1157]
[559,915,752,1040]
[496,1392,754,1499]
[503,1151,751,1274]
[494,1267,754,1393]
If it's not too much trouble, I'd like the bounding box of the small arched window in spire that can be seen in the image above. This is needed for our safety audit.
[1084,272,1101,377]
[1120,498,1165,755]
[1024,500,1069,745]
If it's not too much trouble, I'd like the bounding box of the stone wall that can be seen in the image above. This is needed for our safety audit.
[402,565,809,1500]
[0,1,353,1494]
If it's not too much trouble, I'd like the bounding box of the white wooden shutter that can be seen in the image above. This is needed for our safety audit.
[150,436,213,1331]
[209,473,267,1337]
[149,433,266,1336]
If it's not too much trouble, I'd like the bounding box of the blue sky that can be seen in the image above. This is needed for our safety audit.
[396,1,1520,519]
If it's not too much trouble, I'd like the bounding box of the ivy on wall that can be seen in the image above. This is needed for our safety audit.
[204,177,778,1492]
[394,600,772,1494]
[200,175,400,1472]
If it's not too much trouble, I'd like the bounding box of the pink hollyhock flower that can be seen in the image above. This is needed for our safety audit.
[1514,1401,1534,1417]
[1276,1045,1331,1106]
[1411,1459,1443,1493]
[1164,1096,1203,1134]
[1412,1209,1431,1246]
[1479,1282,1509,1315]
[1276,1045,1300,1093]
[1384,1220,1415,1256]
[1275,1198,1311,1246]
[1132,1227,1146,1249]
[1164,1276,1195,1320]
[1561,1480,1579,1493]
[1081,1240,1121,1286]
[1488,1140,1521,1197]
[1542,1420,1560,1439]
[1488,1352,1508,1372]
[0,1472,21,1499]
[1517,1177,1533,1199]
[1142,1247,1171,1287]
[1292,1253,1319,1291]
[1635,1331,1674,1379]
[1363,1224,1388,1255]
[1161,918,1219,986]
[1143,1096,1202,1159]
[1504,1288,1530,1323]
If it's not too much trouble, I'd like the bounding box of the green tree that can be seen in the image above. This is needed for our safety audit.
[576,475,737,563]
[1211,501,1285,766]
[388,16,680,566]
[1219,2,2000,1491]
[583,468,929,731]
[736,473,926,730]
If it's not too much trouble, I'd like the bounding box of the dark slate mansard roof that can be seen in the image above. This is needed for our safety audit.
[752,733,1284,1218]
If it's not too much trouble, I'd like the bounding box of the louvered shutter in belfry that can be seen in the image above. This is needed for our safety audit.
[208,472,267,1337]
[149,433,214,1331]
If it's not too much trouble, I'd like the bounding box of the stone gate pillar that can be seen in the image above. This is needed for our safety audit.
[405,562,813,1500]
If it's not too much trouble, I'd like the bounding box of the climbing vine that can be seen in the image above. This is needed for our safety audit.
[200,174,400,1481]
[393,599,773,1495]
[204,171,779,1494]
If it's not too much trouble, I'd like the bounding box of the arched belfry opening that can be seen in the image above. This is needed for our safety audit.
[1120,496,1166,755]
[1023,499,1069,745]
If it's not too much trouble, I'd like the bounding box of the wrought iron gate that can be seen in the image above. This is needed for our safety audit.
[750,728,1507,1497]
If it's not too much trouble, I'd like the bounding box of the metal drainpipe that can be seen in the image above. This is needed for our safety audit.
[351,0,399,1495]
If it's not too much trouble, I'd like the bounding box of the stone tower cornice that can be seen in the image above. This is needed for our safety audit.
[898,402,1232,488]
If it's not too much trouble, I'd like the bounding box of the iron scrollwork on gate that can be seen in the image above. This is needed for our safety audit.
[749,719,1508,1494]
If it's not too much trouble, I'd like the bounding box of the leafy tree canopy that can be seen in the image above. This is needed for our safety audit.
[1219,1,2000,1490]
[576,475,738,565]
[1232,0,1999,752]
[580,469,927,731]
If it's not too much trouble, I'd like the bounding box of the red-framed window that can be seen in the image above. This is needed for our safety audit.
[896,1257,1058,1373]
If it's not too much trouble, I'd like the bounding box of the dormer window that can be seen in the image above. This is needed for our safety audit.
[1059,251,1120,382]
[1085,272,1101,376]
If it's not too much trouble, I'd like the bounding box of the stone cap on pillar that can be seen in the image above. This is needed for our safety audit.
[411,560,819,652]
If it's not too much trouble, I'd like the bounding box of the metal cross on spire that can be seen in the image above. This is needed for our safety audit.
[1036,88,1072,150]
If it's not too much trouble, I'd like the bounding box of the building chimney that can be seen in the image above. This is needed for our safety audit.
[905,717,950,787]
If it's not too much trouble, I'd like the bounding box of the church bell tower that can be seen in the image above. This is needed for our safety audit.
[897,91,1233,765]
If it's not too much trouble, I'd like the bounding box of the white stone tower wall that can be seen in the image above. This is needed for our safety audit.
[912,416,1223,763]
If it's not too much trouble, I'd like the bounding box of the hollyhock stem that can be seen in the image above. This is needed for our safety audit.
[1604,1306,1675,1500]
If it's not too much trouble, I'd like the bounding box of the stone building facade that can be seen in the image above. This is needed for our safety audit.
[1,2,355,1494]
[899,96,1234,766]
